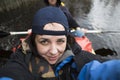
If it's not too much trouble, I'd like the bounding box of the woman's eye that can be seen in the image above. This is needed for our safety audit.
[39,40,49,45]
[57,39,65,44]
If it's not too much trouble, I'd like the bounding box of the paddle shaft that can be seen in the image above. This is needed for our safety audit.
[86,30,120,33]
[86,30,102,33]
[10,30,120,34]
[0,30,120,38]
[10,31,28,35]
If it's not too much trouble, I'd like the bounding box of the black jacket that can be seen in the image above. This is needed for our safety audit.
[0,42,105,80]
[60,6,80,29]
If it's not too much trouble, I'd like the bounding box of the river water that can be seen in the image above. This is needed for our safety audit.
[66,0,120,57]
[86,0,120,56]
[0,0,120,57]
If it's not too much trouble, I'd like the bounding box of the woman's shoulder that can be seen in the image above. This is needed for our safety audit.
[59,6,71,14]
[0,49,33,80]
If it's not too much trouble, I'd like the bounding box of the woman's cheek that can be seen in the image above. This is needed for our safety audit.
[36,44,49,55]
[60,43,66,51]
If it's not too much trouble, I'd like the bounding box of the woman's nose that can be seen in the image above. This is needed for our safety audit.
[49,44,58,55]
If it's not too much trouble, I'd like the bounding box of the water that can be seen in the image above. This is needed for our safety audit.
[0,0,45,50]
[87,0,120,56]
[67,0,120,56]
[0,0,120,57]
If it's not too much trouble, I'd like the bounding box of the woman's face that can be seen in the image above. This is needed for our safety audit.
[35,23,67,64]
[48,0,57,6]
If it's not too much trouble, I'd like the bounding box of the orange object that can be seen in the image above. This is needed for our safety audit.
[12,34,31,53]
[75,36,93,53]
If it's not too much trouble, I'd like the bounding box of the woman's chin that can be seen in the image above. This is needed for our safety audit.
[48,59,58,65]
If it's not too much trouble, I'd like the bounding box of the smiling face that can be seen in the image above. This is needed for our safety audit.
[35,23,67,64]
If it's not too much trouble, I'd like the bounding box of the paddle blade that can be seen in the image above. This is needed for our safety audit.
[0,31,10,38]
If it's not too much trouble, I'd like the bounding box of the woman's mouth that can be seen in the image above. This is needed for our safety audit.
[49,56,58,61]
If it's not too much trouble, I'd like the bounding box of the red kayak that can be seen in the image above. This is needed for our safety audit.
[75,36,94,53]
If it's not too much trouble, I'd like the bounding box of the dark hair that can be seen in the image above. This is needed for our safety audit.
[26,33,75,56]
[44,0,61,6]
[26,34,38,56]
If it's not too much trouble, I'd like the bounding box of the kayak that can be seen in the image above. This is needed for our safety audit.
[75,36,95,54]
[71,29,95,54]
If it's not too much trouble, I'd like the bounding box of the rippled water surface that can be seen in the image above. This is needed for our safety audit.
[68,0,120,56]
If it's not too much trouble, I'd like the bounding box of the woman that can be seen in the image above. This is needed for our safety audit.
[0,6,107,80]
[44,0,95,54]
[0,6,120,80]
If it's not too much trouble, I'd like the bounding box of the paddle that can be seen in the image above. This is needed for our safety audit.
[85,30,120,33]
[71,29,120,34]
[0,30,120,38]
[0,30,29,38]
[0,31,10,38]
